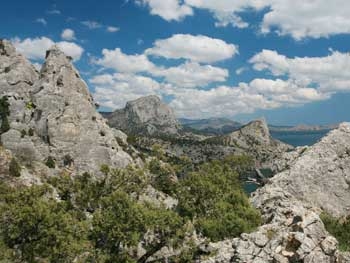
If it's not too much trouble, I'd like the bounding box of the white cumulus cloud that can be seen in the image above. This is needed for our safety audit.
[137,0,350,39]
[154,61,228,87]
[94,46,229,87]
[91,73,165,109]
[12,37,84,61]
[135,0,193,21]
[61,29,76,41]
[250,49,350,93]
[95,48,157,73]
[146,34,238,63]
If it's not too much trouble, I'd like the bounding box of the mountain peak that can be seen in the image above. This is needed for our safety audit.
[41,45,74,75]
[106,95,181,136]
[45,45,71,60]
[240,118,270,144]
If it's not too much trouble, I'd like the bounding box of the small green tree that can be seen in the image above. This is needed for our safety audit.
[90,191,146,261]
[0,184,89,262]
[176,161,261,241]
[45,156,55,168]
[9,158,21,177]
[148,159,177,195]
[28,128,34,136]
[20,129,27,138]
[0,96,10,134]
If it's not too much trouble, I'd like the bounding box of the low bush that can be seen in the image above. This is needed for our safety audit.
[321,212,350,251]
[9,158,21,177]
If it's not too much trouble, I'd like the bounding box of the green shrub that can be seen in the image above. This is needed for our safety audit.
[25,101,36,110]
[45,156,55,168]
[9,158,21,177]
[321,212,350,251]
[28,128,34,136]
[21,129,27,138]
[176,160,261,241]
[149,159,177,195]
[0,156,262,262]
[0,96,10,134]
[0,183,88,262]
[100,164,110,176]
[127,135,137,145]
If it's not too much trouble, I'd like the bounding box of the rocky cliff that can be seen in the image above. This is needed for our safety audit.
[216,119,292,163]
[200,123,350,262]
[106,95,181,136]
[0,40,133,177]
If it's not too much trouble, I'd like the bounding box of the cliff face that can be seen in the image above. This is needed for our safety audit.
[0,41,133,176]
[106,95,181,136]
[205,119,293,165]
[201,123,350,263]
[267,122,350,217]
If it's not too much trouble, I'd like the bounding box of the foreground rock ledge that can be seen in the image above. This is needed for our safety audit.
[201,123,350,263]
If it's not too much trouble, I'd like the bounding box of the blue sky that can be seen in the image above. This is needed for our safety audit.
[2,0,350,125]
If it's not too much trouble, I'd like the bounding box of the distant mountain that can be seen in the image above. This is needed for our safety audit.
[103,95,181,136]
[179,118,338,135]
[269,124,338,132]
[179,117,242,135]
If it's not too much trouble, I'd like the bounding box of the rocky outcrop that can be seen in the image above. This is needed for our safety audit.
[215,119,292,165]
[199,123,350,262]
[0,39,38,97]
[106,95,181,136]
[200,188,341,263]
[0,41,133,176]
[266,123,350,217]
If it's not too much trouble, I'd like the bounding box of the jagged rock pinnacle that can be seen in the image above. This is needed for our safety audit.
[0,40,133,174]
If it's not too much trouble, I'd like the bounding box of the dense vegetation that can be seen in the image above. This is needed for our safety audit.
[0,152,261,262]
[321,213,350,251]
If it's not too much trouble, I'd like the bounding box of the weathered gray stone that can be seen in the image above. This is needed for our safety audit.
[217,118,293,166]
[321,236,338,255]
[0,41,134,176]
[106,95,181,136]
[200,124,350,263]
[265,123,350,217]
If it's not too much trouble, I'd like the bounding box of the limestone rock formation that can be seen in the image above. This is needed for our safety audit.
[199,123,350,262]
[106,95,181,136]
[266,122,350,217]
[217,118,292,164]
[0,39,38,97]
[0,41,133,176]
